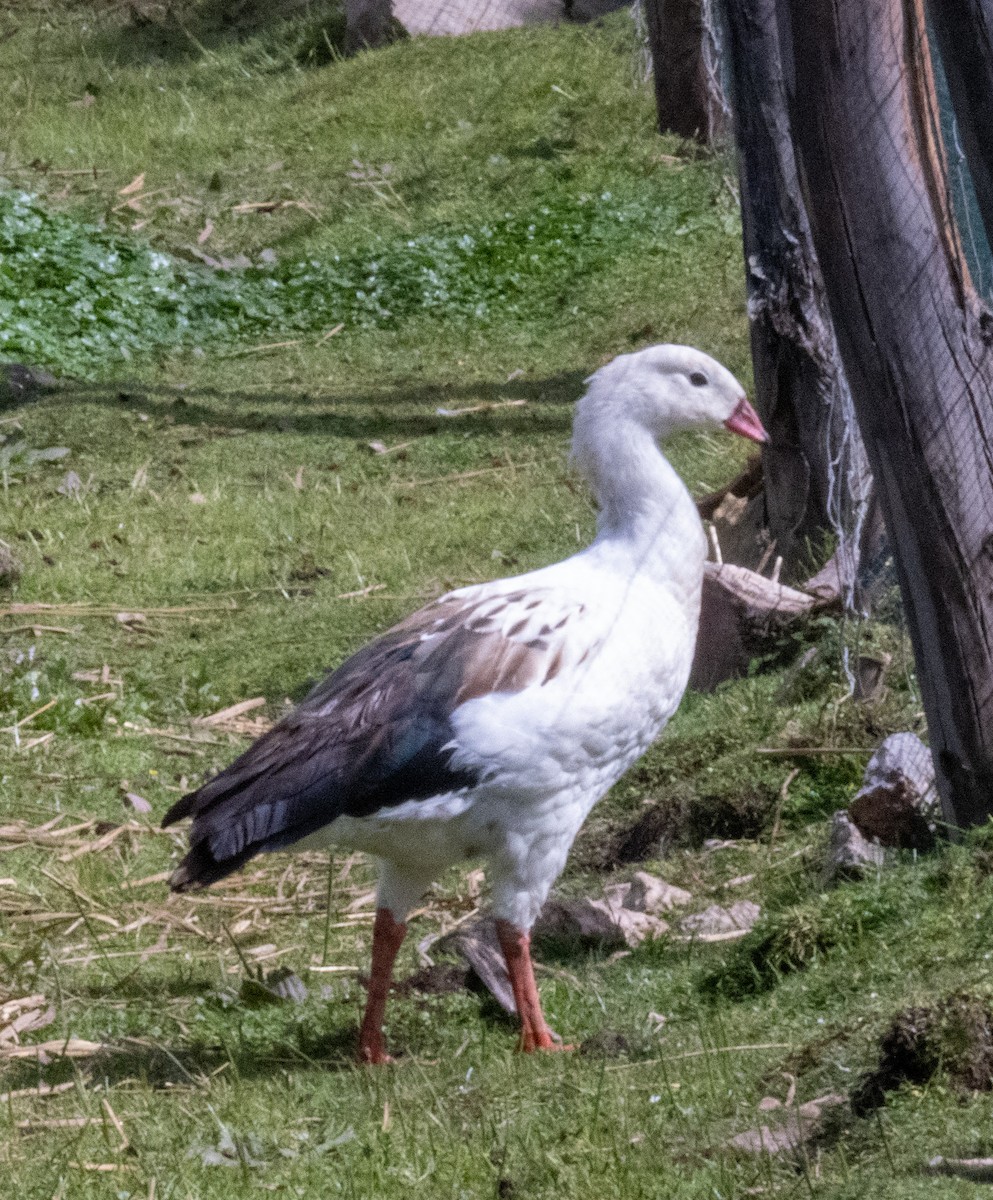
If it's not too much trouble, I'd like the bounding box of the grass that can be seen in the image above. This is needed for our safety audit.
[0,4,990,1198]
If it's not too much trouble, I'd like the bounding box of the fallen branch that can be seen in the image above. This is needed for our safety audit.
[195,697,266,727]
[0,1081,78,1103]
[0,1037,105,1060]
[927,1157,993,1183]
[1,601,237,619]
[606,1042,794,1070]
[756,746,875,756]
[436,400,528,417]
[335,583,387,600]
[399,462,540,489]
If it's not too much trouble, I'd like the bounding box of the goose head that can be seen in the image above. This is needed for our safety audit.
[580,344,768,445]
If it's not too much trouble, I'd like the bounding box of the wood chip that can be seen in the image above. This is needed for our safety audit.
[0,1080,77,1103]
[436,400,527,417]
[17,1116,102,1133]
[196,697,266,727]
[1,1037,105,1059]
[398,461,539,489]
[118,172,146,196]
[118,870,172,891]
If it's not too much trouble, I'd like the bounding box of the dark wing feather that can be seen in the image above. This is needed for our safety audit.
[163,589,579,890]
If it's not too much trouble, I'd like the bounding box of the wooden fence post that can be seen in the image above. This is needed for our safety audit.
[642,0,726,143]
[778,0,993,829]
[722,0,874,580]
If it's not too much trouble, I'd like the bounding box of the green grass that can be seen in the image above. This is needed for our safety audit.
[0,5,986,1199]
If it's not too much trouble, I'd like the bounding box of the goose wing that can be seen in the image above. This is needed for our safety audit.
[163,585,588,888]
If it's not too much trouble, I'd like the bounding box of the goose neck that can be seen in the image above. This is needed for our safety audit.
[574,416,705,583]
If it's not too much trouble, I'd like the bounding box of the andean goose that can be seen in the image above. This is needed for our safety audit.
[163,344,767,1063]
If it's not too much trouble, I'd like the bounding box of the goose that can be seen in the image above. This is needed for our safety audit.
[162,344,767,1063]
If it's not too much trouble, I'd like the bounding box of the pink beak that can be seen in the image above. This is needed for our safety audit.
[724,395,769,443]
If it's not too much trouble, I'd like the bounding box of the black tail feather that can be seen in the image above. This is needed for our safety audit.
[169,837,260,891]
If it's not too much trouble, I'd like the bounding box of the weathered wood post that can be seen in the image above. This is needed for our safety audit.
[721,0,873,581]
[778,0,993,829]
[642,0,727,143]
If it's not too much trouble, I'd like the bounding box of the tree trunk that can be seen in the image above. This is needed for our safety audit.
[344,0,398,52]
[927,0,993,246]
[642,0,726,143]
[722,0,873,581]
[777,0,993,830]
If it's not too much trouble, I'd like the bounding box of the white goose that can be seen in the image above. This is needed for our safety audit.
[163,345,767,1063]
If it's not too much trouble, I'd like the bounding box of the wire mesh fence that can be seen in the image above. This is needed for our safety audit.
[390,0,628,36]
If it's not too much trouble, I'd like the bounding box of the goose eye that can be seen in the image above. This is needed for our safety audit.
[689,371,709,387]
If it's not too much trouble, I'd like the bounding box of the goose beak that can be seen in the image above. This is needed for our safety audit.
[724,396,769,443]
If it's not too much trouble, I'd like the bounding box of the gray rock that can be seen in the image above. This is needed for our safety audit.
[617,871,692,914]
[679,900,761,939]
[729,1093,846,1156]
[823,810,885,885]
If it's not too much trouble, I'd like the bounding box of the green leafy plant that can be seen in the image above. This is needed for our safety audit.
[0,188,700,376]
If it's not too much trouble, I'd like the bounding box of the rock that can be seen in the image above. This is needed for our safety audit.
[439,878,682,1015]
[534,897,629,950]
[617,871,692,914]
[728,1093,845,1156]
[392,0,627,38]
[679,900,760,940]
[535,889,671,951]
[822,810,885,885]
[849,732,937,851]
[239,968,307,1007]
[605,905,670,947]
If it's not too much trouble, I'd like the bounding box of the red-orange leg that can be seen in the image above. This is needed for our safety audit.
[358,907,407,1065]
[495,919,567,1053]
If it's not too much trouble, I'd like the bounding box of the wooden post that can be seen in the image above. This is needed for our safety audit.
[721,0,873,578]
[928,0,993,246]
[642,0,726,143]
[778,0,993,830]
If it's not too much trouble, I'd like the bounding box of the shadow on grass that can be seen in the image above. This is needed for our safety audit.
[12,371,582,440]
[83,0,348,71]
[0,1027,361,1096]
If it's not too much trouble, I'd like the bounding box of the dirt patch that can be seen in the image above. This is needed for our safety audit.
[851,994,993,1115]
[850,779,935,851]
[579,1029,630,1058]
[392,964,470,997]
[574,785,776,871]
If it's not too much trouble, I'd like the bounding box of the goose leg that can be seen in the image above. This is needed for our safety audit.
[358,907,407,1064]
[495,919,564,1053]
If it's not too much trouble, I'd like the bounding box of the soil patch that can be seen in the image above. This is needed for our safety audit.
[851,993,993,1115]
